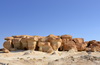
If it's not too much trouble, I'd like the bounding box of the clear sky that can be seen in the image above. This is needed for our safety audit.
[0,0,100,48]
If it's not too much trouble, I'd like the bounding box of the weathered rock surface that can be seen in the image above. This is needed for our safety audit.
[2,34,100,53]
[20,38,28,50]
[12,38,22,50]
[4,37,14,40]
[61,35,72,41]
[73,38,84,43]
[62,40,77,51]
[27,36,38,50]
[50,38,62,51]
[3,40,12,51]
[38,42,53,53]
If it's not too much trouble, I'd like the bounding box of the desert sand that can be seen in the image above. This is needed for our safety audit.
[0,50,100,65]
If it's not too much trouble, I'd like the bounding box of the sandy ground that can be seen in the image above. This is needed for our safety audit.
[0,50,100,65]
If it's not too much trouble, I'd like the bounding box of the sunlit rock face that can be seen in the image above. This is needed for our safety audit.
[2,34,100,53]
[38,42,53,53]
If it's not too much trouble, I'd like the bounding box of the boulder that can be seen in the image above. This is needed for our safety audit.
[38,42,53,53]
[86,40,100,51]
[27,36,38,50]
[60,35,73,51]
[91,46,100,52]
[12,38,22,49]
[75,42,87,51]
[47,34,59,42]
[88,40,97,45]
[62,41,77,51]
[20,38,28,50]
[3,40,12,50]
[50,38,62,51]
[89,43,100,52]
[61,35,72,41]
[73,38,84,43]
[21,36,40,50]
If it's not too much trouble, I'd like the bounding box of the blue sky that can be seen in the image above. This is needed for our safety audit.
[0,0,100,48]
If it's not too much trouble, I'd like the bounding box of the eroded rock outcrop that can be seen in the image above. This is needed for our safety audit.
[87,40,100,52]
[27,36,38,50]
[12,38,22,50]
[38,42,53,53]
[73,38,87,51]
[2,34,100,53]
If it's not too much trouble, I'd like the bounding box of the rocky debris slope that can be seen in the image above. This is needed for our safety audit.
[1,34,100,53]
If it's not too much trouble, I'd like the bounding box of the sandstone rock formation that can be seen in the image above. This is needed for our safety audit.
[38,42,53,53]
[27,36,38,50]
[72,38,87,51]
[75,42,87,51]
[73,38,84,43]
[87,40,100,52]
[2,34,100,53]
[60,35,73,51]
[62,40,77,51]
[12,38,22,50]
[3,40,12,51]
[50,38,62,51]
[61,35,72,41]
[20,38,28,50]
[38,36,48,42]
